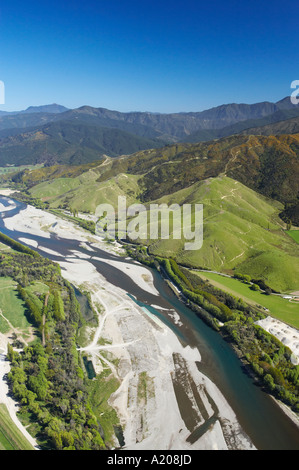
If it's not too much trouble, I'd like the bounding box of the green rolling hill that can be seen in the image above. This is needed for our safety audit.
[118,176,299,293]
[29,170,142,213]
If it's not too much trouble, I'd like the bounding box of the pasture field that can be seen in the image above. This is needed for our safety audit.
[30,171,141,212]
[287,230,299,244]
[25,281,50,296]
[194,271,299,329]
[0,404,34,450]
[145,177,299,293]
[0,277,31,334]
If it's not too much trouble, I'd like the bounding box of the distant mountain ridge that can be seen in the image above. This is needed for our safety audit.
[184,108,299,142]
[0,103,69,116]
[0,96,297,137]
[19,104,69,114]
[0,96,299,166]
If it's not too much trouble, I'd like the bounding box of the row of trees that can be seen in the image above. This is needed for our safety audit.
[0,231,39,257]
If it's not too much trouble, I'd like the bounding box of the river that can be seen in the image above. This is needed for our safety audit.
[0,196,299,450]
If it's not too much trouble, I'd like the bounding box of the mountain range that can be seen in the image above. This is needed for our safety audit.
[1,97,299,166]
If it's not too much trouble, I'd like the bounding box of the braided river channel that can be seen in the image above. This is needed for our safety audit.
[1,196,299,450]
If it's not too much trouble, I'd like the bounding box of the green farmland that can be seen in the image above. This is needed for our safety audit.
[287,230,299,244]
[0,404,34,450]
[194,271,299,329]
[0,277,31,335]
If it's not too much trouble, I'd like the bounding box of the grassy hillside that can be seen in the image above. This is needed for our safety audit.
[287,230,299,244]
[92,133,299,209]
[133,176,299,292]
[0,405,35,450]
[29,169,141,212]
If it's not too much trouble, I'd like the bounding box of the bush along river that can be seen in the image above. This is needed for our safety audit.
[0,196,299,450]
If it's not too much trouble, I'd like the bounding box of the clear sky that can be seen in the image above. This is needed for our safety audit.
[0,0,298,112]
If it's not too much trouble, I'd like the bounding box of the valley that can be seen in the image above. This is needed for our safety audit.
[2,0,299,453]
[0,97,299,451]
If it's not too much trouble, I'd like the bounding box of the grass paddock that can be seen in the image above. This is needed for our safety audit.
[194,271,299,329]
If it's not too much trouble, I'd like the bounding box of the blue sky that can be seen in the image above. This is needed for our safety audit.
[0,0,298,112]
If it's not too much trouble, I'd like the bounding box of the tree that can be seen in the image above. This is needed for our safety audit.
[264,373,275,392]
[250,283,260,291]
[53,290,65,321]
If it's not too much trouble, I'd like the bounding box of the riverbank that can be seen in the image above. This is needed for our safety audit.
[125,248,299,434]
[0,344,39,449]
[0,201,255,450]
